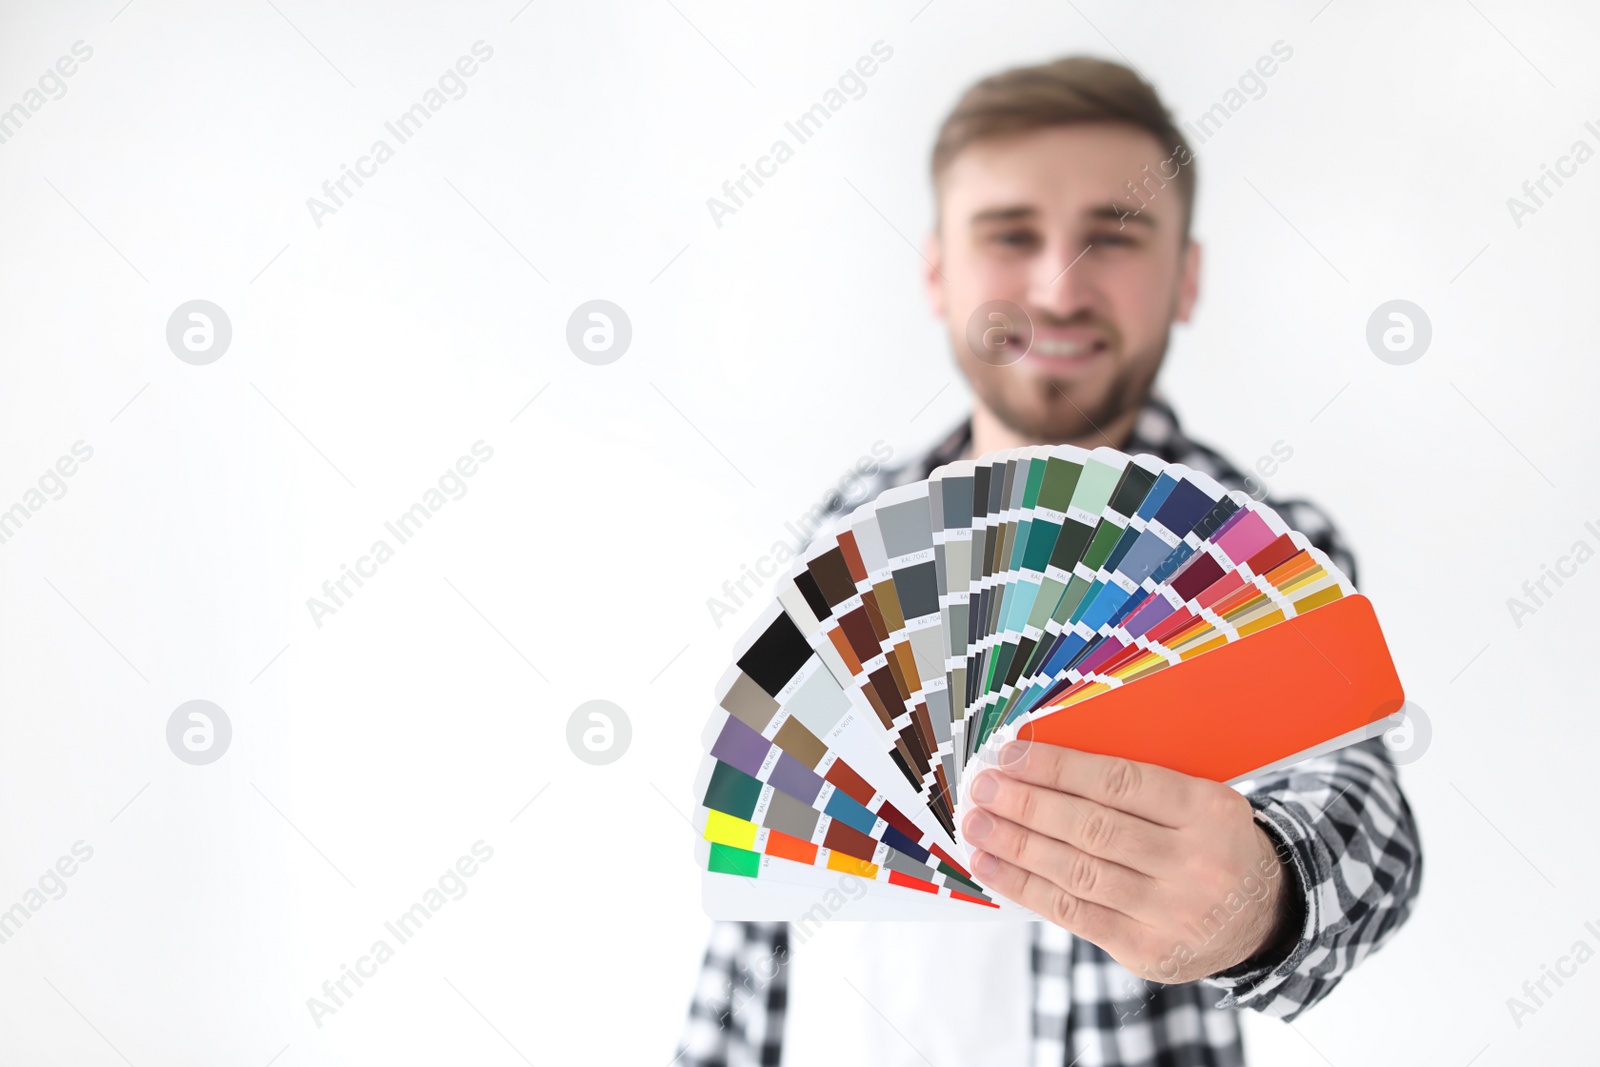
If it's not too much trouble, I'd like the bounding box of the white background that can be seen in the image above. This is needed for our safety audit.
[0,0,1596,1064]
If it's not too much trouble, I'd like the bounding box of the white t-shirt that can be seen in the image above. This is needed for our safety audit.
[784,919,1041,1067]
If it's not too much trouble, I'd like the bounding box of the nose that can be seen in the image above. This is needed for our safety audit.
[1026,236,1100,325]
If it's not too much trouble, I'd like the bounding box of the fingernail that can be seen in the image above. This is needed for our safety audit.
[999,741,1029,769]
[963,809,994,842]
[971,850,997,877]
[970,772,1000,805]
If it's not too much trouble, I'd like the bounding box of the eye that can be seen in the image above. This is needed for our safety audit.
[990,229,1039,249]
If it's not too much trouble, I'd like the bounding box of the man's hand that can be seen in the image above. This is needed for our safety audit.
[961,740,1300,984]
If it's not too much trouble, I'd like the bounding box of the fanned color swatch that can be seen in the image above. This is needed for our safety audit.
[696,444,1406,920]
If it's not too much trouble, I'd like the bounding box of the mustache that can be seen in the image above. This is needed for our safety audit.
[1028,311,1114,333]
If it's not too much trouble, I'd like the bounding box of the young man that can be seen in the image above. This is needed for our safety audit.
[676,56,1421,1066]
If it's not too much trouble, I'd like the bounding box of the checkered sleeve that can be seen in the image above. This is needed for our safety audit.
[674,921,789,1067]
[1199,498,1423,1019]
[1203,737,1422,1019]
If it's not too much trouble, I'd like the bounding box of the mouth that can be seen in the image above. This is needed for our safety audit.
[1017,331,1111,373]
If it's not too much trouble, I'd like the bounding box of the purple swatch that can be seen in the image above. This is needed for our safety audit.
[711,715,771,778]
[767,752,824,805]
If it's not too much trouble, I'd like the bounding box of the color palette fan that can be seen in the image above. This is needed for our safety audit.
[695,443,1406,920]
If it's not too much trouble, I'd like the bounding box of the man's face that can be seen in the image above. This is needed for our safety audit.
[925,123,1201,443]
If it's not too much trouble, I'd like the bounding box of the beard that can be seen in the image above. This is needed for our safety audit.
[956,324,1171,445]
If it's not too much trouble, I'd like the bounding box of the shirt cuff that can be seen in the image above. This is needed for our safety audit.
[1201,798,1316,1000]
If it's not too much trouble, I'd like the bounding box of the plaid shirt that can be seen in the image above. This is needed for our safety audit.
[676,392,1423,1067]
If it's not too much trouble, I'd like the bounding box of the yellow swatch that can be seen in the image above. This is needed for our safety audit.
[703,809,758,851]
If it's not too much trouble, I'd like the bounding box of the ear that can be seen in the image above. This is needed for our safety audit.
[1174,238,1201,323]
[923,230,945,319]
